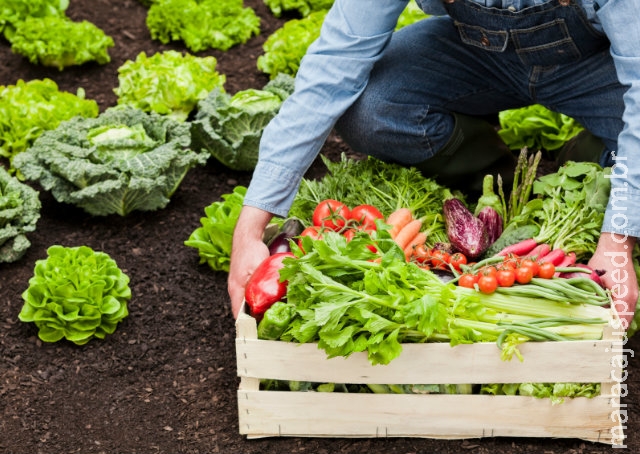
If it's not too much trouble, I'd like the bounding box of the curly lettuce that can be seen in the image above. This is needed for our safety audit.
[10,16,114,70]
[257,9,327,79]
[190,73,295,171]
[114,50,226,122]
[263,0,333,18]
[13,106,208,216]
[0,165,41,263]
[18,245,130,345]
[0,0,68,40]
[0,79,99,170]
[498,104,584,152]
[146,0,260,52]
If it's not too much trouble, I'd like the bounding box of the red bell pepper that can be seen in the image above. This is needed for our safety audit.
[244,252,295,317]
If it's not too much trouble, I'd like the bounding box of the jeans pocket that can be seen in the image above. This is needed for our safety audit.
[511,18,581,66]
[454,21,509,52]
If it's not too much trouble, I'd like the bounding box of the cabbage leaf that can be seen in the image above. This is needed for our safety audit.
[13,106,208,216]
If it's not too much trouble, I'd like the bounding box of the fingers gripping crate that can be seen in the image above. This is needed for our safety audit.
[235,305,626,445]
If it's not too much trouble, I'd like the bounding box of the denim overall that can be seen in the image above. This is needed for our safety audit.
[336,0,625,173]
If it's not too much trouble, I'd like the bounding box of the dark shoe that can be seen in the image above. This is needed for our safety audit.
[553,129,606,165]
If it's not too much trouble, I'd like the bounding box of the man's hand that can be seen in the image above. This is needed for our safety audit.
[589,232,638,330]
[227,206,273,318]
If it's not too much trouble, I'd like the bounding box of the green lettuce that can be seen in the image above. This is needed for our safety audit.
[146,0,260,52]
[395,0,430,29]
[18,245,130,345]
[0,79,99,170]
[498,104,584,153]
[190,73,295,171]
[257,9,327,79]
[0,0,68,40]
[184,185,246,272]
[10,16,114,70]
[12,106,208,216]
[114,50,226,122]
[0,165,41,263]
[263,0,333,17]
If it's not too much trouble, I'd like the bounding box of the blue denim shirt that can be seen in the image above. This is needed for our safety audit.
[245,0,640,239]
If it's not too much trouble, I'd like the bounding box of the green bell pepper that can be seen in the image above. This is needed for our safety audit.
[257,301,294,340]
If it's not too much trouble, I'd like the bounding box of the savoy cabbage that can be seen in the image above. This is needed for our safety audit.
[13,106,208,216]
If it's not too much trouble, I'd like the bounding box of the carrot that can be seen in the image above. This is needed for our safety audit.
[386,208,413,239]
[394,218,423,251]
[403,232,427,260]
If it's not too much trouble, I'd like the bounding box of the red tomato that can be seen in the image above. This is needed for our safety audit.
[458,273,478,288]
[343,228,356,242]
[477,274,498,294]
[515,266,534,284]
[349,204,384,230]
[538,262,556,279]
[411,244,432,264]
[312,199,350,231]
[520,259,540,277]
[449,252,467,272]
[297,226,323,253]
[430,249,450,269]
[480,265,497,277]
[496,269,515,287]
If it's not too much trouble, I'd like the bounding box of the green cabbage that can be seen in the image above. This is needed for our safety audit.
[146,0,260,52]
[0,79,99,169]
[114,50,226,122]
[13,106,208,216]
[0,165,41,263]
[18,245,131,345]
[190,74,295,171]
[10,16,114,70]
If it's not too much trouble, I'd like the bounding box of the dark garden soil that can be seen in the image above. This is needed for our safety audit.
[1,1,639,453]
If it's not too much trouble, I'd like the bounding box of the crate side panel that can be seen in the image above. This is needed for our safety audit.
[238,391,620,444]
[236,338,615,384]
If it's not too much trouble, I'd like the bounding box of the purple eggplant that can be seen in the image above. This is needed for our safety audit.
[476,206,503,245]
[443,198,490,259]
[267,217,305,255]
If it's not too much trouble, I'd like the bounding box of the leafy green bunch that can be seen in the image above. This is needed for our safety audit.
[498,104,584,154]
[146,0,261,52]
[18,245,131,345]
[0,0,68,40]
[184,185,247,272]
[0,165,41,263]
[10,16,114,70]
[0,79,99,169]
[263,0,334,18]
[190,73,295,171]
[114,50,226,122]
[13,106,207,216]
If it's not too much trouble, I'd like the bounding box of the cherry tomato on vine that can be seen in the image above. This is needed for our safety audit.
[411,244,432,264]
[297,226,323,253]
[480,265,498,277]
[520,259,540,277]
[458,273,478,289]
[349,204,384,230]
[449,252,467,272]
[477,274,498,294]
[312,199,350,231]
[496,268,516,287]
[515,266,534,284]
[430,249,451,269]
[538,261,556,279]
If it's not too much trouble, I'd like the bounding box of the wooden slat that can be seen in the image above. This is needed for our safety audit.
[237,391,623,445]
[236,337,616,384]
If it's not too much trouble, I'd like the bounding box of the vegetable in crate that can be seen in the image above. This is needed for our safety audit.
[184,186,247,272]
[146,0,260,53]
[18,245,130,345]
[257,301,296,340]
[443,197,490,259]
[0,78,98,169]
[190,74,295,171]
[13,106,207,216]
[114,50,225,122]
[0,166,41,263]
[245,252,295,318]
[10,16,114,70]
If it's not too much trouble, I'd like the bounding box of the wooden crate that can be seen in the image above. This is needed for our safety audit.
[236,305,626,445]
